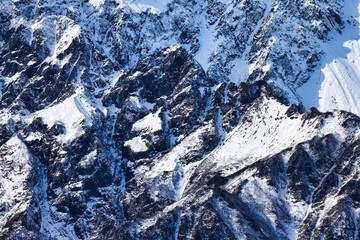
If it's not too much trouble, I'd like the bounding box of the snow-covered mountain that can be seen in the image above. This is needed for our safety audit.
[0,0,360,239]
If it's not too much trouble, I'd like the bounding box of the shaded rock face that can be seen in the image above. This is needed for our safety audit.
[106,45,208,107]
[107,46,218,164]
[0,0,359,240]
[0,13,110,112]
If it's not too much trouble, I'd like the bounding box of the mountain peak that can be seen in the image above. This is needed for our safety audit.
[0,0,360,239]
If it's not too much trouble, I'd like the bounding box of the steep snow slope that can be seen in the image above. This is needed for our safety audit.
[297,0,360,115]
[211,97,346,177]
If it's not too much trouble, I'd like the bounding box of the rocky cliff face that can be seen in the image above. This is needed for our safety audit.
[0,0,360,239]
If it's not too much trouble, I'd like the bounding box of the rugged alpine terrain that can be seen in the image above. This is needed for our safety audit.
[0,0,360,239]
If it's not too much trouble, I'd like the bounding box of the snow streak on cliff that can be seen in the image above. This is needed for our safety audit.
[0,0,360,239]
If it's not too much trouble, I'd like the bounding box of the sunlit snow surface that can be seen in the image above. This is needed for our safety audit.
[297,0,360,116]
[209,97,347,178]
[25,92,95,143]
[89,0,105,8]
[89,0,172,13]
[122,0,172,14]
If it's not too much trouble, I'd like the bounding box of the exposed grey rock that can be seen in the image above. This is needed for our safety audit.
[0,0,359,239]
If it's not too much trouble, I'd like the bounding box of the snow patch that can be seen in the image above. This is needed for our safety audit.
[132,110,162,133]
[124,136,148,153]
[146,126,204,180]
[89,0,105,8]
[35,94,94,142]
[194,15,223,71]
[4,71,22,85]
[124,0,172,14]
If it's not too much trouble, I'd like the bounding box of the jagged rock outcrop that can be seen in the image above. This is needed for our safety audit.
[0,0,359,239]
